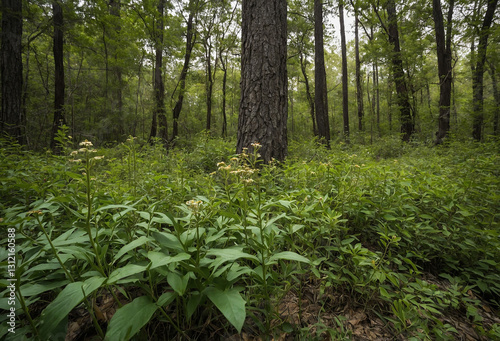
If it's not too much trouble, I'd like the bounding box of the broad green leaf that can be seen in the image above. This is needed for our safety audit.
[205,248,259,271]
[95,204,137,213]
[105,296,158,341]
[20,280,70,297]
[113,236,152,263]
[268,251,310,264]
[152,231,184,252]
[157,292,177,306]
[40,277,105,339]
[383,214,397,221]
[167,272,190,296]
[147,251,191,270]
[205,287,246,333]
[107,264,147,284]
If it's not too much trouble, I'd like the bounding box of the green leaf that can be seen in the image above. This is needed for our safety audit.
[147,251,191,270]
[40,277,105,339]
[157,292,177,306]
[206,248,259,270]
[205,287,246,333]
[383,214,397,221]
[113,236,152,263]
[167,272,190,296]
[268,251,310,264]
[152,231,184,252]
[107,264,147,284]
[105,296,158,341]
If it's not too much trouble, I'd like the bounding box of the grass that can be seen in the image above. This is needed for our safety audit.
[0,134,499,340]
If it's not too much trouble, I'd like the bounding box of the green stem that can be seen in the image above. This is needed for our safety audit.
[36,215,74,282]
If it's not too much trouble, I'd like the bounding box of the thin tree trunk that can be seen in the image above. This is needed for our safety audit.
[156,0,168,144]
[355,10,364,131]
[300,51,317,135]
[339,0,349,141]
[172,3,196,142]
[314,0,330,145]
[51,0,67,152]
[472,0,498,141]
[385,0,414,142]
[488,62,499,135]
[220,53,228,137]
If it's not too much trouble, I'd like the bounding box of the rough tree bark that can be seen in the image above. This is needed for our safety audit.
[237,0,288,163]
[432,0,454,144]
[171,1,197,142]
[472,0,498,141]
[314,0,330,145]
[50,0,67,152]
[1,0,23,143]
[385,0,414,142]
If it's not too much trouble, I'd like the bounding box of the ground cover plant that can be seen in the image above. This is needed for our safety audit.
[0,134,499,340]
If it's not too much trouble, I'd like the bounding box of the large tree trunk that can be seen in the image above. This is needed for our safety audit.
[433,0,454,144]
[339,0,349,141]
[171,3,196,142]
[1,0,23,144]
[472,0,498,141]
[386,0,414,142]
[314,0,330,145]
[51,0,67,152]
[354,10,364,131]
[237,0,288,163]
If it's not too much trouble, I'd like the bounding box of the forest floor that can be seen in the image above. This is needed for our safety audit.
[1,135,499,340]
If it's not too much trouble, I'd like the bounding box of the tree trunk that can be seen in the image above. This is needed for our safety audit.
[171,2,196,142]
[314,0,330,145]
[110,0,123,139]
[220,53,228,137]
[237,0,288,163]
[386,0,413,142]
[299,51,317,135]
[355,10,364,131]
[51,0,67,152]
[432,0,454,144]
[472,0,498,141]
[156,0,168,144]
[1,0,23,144]
[488,62,499,135]
[339,0,349,141]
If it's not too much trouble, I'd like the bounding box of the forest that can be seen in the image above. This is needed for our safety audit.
[0,0,499,340]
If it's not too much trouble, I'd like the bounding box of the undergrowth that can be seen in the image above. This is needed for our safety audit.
[0,134,499,340]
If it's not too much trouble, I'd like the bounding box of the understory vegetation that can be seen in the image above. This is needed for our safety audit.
[1,134,499,340]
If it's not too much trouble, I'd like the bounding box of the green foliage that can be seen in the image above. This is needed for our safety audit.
[0,136,499,339]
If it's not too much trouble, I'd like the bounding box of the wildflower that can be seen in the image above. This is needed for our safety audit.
[217,162,226,168]
[79,148,88,153]
[94,155,105,160]
[354,165,360,168]
[70,151,78,156]
[0,218,4,223]
[88,149,98,153]
[70,159,82,163]
[28,210,43,216]
[68,136,72,139]
[209,171,216,176]
[242,179,254,184]
[79,139,93,147]
[186,199,203,213]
